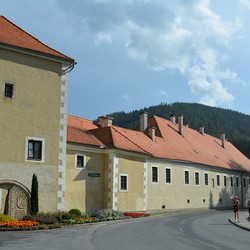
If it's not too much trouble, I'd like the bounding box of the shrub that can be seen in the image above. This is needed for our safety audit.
[0,214,16,222]
[87,209,122,220]
[30,174,39,215]
[68,209,82,217]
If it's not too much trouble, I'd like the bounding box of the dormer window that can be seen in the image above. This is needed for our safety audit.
[4,83,14,98]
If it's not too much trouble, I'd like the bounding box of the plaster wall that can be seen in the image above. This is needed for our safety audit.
[117,155,144,211]
[65,148,105,212]
[0,48,62,211]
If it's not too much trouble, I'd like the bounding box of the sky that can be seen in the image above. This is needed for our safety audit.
[1,0,250,120]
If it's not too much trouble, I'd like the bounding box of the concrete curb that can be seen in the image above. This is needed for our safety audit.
[229,217,250,232]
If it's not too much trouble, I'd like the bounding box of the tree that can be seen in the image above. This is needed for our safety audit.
[30,174,39,215]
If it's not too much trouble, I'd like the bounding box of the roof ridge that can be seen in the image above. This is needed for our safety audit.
[112,127,152,155]
[68,114,97,124]
[0,15,74,61]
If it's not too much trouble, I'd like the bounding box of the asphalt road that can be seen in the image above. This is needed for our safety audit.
[0,210,249,250]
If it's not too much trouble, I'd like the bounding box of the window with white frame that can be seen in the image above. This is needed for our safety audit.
[119,174,128,191]
[224,176,227,187]
[184,170,189,185]
[75,154,86,168]
[165,168,171,184]
[204,173,208,186]
[152,166,158,183]
[236,176,239,187]
[25,137,44,162]
[216,174,220,186]
[230,176,233,187]
[195,172,199,185]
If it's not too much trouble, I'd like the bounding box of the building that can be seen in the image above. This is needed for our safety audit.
[1,16,250,218]
[66,113,250,212]
[0,16,75,219]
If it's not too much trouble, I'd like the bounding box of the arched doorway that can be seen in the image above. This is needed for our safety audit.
[0,181,30,220]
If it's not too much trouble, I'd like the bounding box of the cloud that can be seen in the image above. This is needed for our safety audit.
[154,89,168,98]
[94,32,112,45]
[55,0,244,107]
[122,94,130,101]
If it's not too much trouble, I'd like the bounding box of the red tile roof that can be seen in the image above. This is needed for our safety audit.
[0,16,74,63]
[67,114,250,172]
[67,115,103,147]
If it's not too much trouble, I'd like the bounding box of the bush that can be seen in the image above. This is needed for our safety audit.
[0,214,16,222]
[87,209,122,220]
[68,209,82,217]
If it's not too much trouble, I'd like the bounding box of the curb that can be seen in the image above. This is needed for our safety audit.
[229,217,250,232]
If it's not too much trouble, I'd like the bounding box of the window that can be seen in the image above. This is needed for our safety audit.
[184,170,189,185]
[204,173,208,186]
[230,176,233,187]
[165,168,171,184]
[216,175,220,186]
[152,166,158,183]
[195,172,199,185]
[243,178,246,188]
[224,176,227,187]
[4,83,14,98]
[75,154,86,168]
[120,174,128,191]
[236,177,239,187]
[27,139,42,161]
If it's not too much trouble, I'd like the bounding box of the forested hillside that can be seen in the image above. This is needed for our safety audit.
[107,102,250,159]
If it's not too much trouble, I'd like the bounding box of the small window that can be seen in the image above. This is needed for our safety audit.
[204,173,208,186]
[120,174,128,191]
[75,154,86,168]
[77,155,84,168]
[236,177,239,187]
[4,83,14,98]
[165,168,171,184]
[243,178,246,188]
[27,140,42,160]
[152,166,158,183]
[230,176,233,187]
[216,175,220,186]
[184,170,189,185]
[195,172,199,185]
[224,176,227,187]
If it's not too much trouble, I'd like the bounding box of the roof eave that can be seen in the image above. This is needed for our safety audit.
[0,42,75,65]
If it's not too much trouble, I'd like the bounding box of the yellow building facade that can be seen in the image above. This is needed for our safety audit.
[0,16,74,219]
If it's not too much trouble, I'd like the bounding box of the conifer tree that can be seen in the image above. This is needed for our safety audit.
[30,174,39,215]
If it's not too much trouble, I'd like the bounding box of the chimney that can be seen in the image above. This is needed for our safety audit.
[200,126,205,135]
[98,116,113,127]
[149,127,156,142]
[169,114,176,124]
[221,133,226,148]
[140,111,148,132]
[178,115,184,136]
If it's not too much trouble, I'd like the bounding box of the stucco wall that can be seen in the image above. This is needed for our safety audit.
[65,148,105,212]
[0,48,62,212]
[117,154,144,211]
[146,160,249,210]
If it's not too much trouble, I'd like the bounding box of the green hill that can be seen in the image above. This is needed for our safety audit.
[107,102,250,159]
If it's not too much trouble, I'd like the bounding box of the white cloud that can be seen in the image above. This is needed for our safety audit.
[154,89,168,98]
[239,0,250,10]
[55,0,244,108]
[122,94,130,101]
[94,32,112,45]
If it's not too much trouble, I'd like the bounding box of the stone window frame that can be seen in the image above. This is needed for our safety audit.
[165,167,171,184]
[25,136,45,163]
[75,153,86,169]
[151,165,159,184]
[119,174,128,192]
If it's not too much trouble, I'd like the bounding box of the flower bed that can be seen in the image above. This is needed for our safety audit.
[122,212,150,218]
[0,220,39,228]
